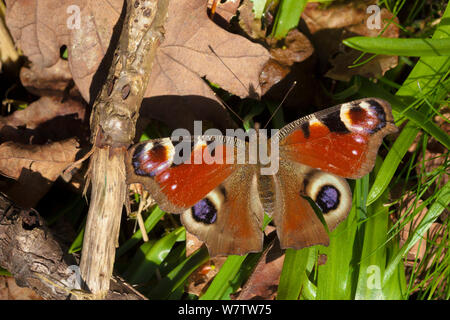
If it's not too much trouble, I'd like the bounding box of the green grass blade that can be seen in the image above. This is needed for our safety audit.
[355,177,393,299]
[68,226,85,254]
[315,179,362,300]
[366,3,450,205]
[147,247,210,299]
[116,206,165,258]
[200,254,247,300]
[277,248,311,300]
[218,252,262,300]
[271,0,307,39]
[125,226,185,284]
[343,37,450,56]
[395,3,450,98]
[0,267,11,276]
[367,123,419,206]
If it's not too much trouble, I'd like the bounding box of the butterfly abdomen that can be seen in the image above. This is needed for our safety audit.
[257,174,276,216]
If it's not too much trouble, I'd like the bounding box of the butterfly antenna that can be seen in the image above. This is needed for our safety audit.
[213,91,245,125]
[208,45,250,95]
[262,81,297,129]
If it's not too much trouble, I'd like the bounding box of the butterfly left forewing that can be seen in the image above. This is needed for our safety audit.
[126,137,237,213]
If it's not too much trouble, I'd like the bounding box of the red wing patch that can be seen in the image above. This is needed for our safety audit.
[279,98,398,179]
[126,139,236,211]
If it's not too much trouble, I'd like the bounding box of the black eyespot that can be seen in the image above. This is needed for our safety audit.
[192,198,217,224]
[315,185,340,214]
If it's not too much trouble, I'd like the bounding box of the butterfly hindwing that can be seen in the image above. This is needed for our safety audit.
[271,159,351,249]
[181,165,264,256]
[271,160,329,249]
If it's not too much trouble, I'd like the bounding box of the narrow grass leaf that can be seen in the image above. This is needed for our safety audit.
[68,226,85,254]
[271,0,307,39]
[126,227,185,284]
[355,170,393,299]
[148,247,210,299]
[116,206,165,258]
[0,267,11,276]
[367,123,419,206]
[277,248,311,300]
[200,255,247,300]
[343,37,450,56]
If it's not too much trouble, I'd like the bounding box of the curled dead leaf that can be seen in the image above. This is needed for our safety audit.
[261,29,314,94]
[0,138,80,181]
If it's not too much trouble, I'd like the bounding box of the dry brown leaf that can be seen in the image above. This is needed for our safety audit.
[6,0,270,129]
[236,1,323,111]
[20,59,76,98]
[261,29,314,95]
[0,138,80,181]
[144,0,269,98]
[237,236,284,300]
[302,1,399,81]
[185,230,226,296]
[207,0,240,23]
[0,138,80,207]
[0,96,87,144]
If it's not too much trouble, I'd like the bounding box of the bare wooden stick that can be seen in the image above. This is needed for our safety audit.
[80,0,169,298]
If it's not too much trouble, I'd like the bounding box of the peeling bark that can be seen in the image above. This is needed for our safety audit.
[81,0,169,298]
[0,193,145,300]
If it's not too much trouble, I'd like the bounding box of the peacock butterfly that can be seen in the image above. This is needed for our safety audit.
[125,98,398,256]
